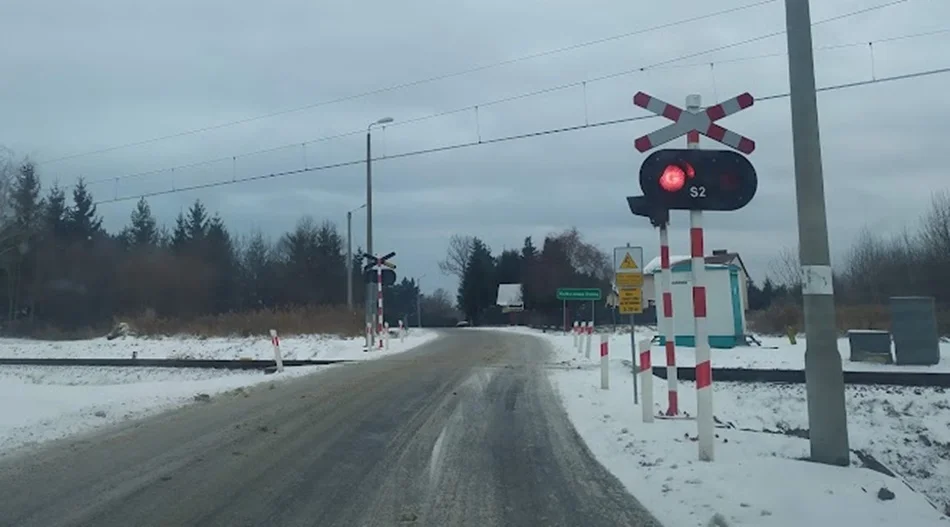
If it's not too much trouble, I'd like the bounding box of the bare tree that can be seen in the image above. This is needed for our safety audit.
[767,246,802,290]
[551,227,611,279]
[438,234,474,279]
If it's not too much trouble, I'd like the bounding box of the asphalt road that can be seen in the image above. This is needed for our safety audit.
[0,330,661,527]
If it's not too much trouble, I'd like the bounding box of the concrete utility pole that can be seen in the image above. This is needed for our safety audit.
[784,0,849,465]
[347,210,353,310]
[365,117,394,334]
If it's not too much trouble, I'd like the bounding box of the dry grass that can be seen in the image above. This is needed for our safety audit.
[0,322,108,341]
[126,306,363,338]
[749,302,950,337]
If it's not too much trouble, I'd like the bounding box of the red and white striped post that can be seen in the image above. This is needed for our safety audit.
[599,333,609,389]
[659,228,678,416]
[686,93,714,462]
[269,329,283,373]
[639,339,654,423]
[585,322,593,359]
[376,262,384,350]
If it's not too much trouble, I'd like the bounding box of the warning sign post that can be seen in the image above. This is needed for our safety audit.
[613,246,644,315]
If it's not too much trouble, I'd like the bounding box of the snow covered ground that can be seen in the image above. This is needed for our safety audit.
[527,326,950,373]
[0,329,438,457]
[508,327,950,526]
[0,329,439,361]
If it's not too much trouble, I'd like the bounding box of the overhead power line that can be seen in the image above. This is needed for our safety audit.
[46,0,912,168]
[94,64,950,206]
[87,19,942,189]
[37,0,779,166]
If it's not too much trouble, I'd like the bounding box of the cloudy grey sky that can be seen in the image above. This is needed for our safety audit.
[2,0,948,294]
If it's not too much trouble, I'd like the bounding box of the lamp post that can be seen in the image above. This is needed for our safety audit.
[365,117,394,335]
[346,203,366,311]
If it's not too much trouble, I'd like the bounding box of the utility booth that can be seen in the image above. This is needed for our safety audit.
[652,261,746,349]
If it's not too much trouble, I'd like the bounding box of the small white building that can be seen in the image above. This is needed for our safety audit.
[496,283,524,312]
[643,250,749,348]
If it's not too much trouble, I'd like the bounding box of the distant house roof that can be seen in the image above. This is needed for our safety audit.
[643,255,690,274]
[496,283,523,306]
[643,250,749,277]
[706,250,750,278]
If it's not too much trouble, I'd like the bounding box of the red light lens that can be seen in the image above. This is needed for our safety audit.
[659,165,686,192]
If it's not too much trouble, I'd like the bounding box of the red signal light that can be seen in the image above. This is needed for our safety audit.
[658,162,694,192]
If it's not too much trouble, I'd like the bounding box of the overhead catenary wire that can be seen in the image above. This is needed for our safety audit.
[85,12,938,189]
[37,0,781,166]
[93,64,950,206]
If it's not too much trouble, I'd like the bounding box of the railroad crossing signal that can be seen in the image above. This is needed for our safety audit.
[362,252,397,285]
[363,252,396,272]
[632,91,755,154]
[627,91,758,218]
[638,149,757,212]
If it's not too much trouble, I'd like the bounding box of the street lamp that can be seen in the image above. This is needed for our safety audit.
[365,116,394,332]
[346,203,367,311]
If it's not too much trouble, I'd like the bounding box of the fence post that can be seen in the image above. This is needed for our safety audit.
[576,322,584,354]
[270,329,284,373]
[600,333,609,389]
[640,339,654,423]
[585,322,593,359]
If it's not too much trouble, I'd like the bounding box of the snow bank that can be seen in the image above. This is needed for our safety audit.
[0,329,439,361]
[507,327,949,526]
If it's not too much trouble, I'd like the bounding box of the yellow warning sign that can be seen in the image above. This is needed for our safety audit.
[618,288,643,314]
[616,272,644,288]
[619,253,639,270]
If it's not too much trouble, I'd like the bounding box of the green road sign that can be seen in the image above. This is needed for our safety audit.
[556,288,602,301]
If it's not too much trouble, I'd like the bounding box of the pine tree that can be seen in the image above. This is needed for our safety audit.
[171,213,188,252]
[43,183,68,239]
[278,216,319,305]
[314,221,345,304]
[205,214,237,312]
[8,161,43,321]
[125,197,159,249]
[520,236,538,308]
[242,230,277,308]
[457,238,495,325]
[185,200,208,243]
[495,249,521,284]
[67,178,103,241]
[12,161,42,233]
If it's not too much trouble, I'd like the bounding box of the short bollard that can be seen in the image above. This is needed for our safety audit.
[640,339,654,423]
[270,329,284,373]
[585,322,593,359]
